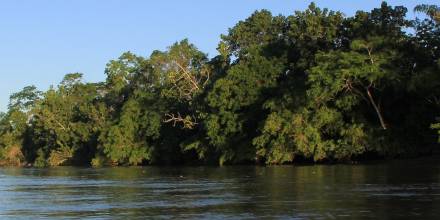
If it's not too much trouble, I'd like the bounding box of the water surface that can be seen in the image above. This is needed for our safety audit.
[1,157,440,219]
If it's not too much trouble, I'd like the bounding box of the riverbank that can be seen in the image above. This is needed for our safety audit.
[1,152,438,168]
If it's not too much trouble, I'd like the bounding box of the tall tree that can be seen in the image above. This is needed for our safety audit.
[415,4,440,22]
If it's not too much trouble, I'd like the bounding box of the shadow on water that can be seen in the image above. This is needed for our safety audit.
[0,157,440,219]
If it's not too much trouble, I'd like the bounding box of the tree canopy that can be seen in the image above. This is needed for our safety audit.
[0,2,439,167]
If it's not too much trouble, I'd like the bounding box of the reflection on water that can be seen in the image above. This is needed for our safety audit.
[1,157,440,219]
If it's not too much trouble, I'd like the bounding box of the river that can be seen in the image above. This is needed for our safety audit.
[1,157,440,219]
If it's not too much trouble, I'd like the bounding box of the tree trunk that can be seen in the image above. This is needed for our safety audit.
[366,87,387,130]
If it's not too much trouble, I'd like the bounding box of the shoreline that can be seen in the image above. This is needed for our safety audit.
[2,153,439,168]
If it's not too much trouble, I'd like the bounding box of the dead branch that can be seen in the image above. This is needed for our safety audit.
[164,112,198,129]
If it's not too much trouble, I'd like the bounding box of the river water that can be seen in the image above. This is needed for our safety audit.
[1,157,440,219]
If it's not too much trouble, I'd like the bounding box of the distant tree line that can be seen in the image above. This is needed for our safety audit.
[0,2,439,166]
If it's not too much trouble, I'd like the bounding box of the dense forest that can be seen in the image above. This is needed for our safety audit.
[0,2,439,167]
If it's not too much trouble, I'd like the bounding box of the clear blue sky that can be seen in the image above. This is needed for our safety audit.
[0,0,436,112]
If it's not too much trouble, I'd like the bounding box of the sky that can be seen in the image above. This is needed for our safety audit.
[0,0,437,112]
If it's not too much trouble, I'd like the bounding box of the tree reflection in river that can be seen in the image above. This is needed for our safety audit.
[1,157,440,219]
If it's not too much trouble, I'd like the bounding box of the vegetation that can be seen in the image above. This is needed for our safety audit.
[0,2,439,166]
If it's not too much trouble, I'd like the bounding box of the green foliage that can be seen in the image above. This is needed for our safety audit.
[48,145,73,166]
[0,2,439,167]
[33,149,47,168]
[100,98,161,165]
[29,74,109,166]
[91,154,112,167]
[151,39,209,101]
[8,85,42,112]
[415,4,440,22]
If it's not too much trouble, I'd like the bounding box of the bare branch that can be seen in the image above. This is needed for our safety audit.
[164,112,198,129]
[174,61,200,91]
